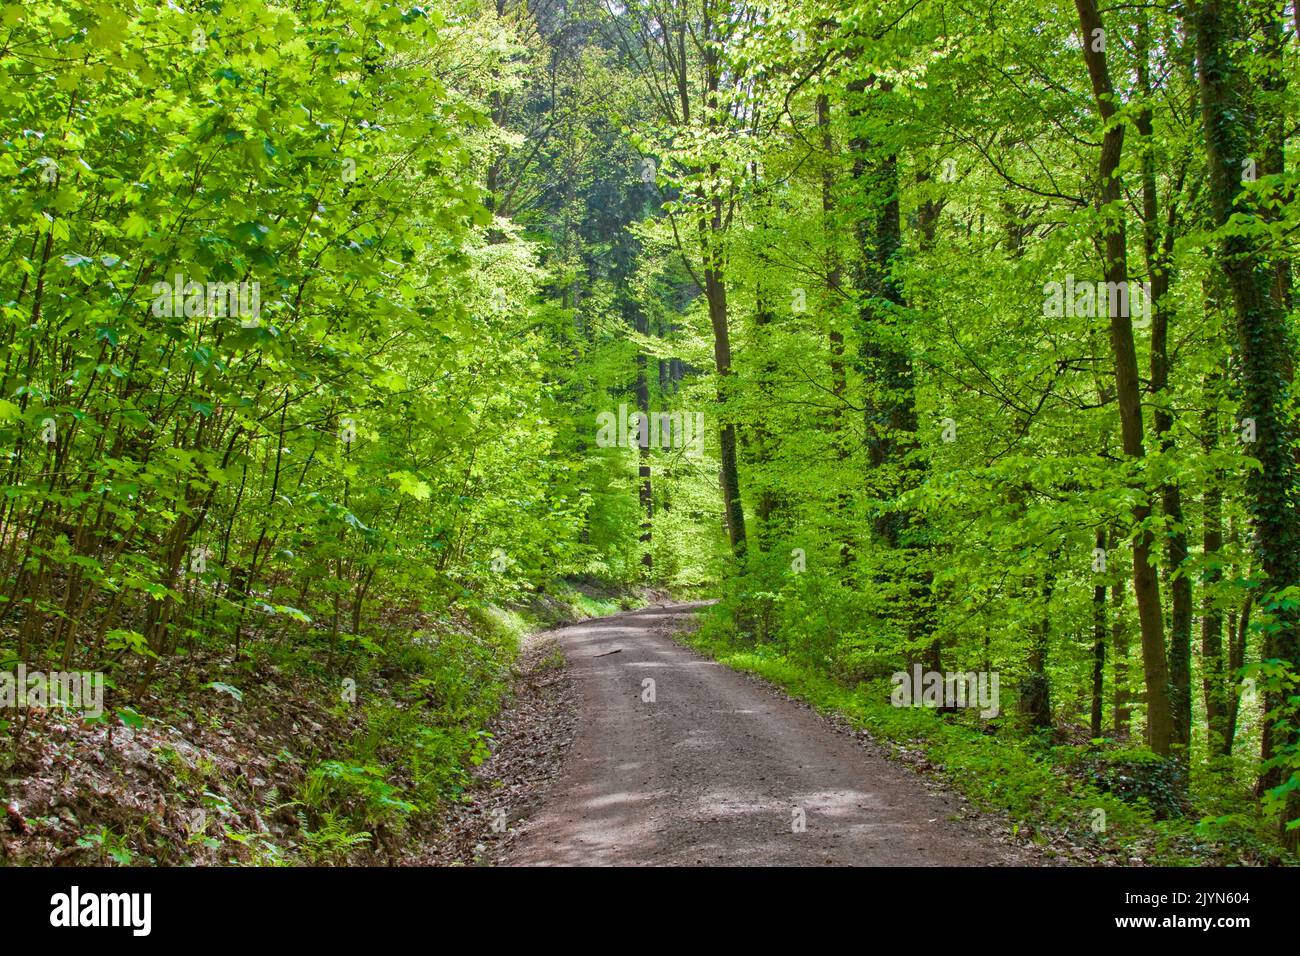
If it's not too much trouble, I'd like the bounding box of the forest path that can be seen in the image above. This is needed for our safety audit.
[501,602,1032,866]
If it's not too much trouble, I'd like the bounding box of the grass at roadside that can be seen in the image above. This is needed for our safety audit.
[681,616,1289,867]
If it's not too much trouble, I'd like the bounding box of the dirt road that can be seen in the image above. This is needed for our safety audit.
[502,602,1035,866]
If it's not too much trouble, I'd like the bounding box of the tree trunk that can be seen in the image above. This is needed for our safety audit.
[635,308,653,570]
[1092,528,1108,738]
[1022,557,1057,731]
[1201,368,1231,757]
[1136,25,1192,758]
[1112,576,1132,735]
[1190,0,1300,846]
[850,79,937,667]
[1075,0,1172,754]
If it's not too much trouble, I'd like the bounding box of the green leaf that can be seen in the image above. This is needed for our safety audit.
[205,681,244,702]
[115,707,147,728]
